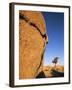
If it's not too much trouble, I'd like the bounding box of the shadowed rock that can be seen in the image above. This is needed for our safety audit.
[36,71,46,78]
[51,70,64,77]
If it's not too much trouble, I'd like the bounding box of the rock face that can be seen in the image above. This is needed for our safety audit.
[19,11,48,79]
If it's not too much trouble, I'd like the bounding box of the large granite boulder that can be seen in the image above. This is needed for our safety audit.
[19,11,48,79]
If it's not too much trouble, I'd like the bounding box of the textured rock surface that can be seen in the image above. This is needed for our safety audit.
[19,11,48,79]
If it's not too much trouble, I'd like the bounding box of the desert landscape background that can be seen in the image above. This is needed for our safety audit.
[43,65,64,78]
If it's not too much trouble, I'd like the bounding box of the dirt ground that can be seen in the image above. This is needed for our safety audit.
[43,65,64,77]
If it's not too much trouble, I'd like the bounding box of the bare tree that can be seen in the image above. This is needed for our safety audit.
[52,57,59,67]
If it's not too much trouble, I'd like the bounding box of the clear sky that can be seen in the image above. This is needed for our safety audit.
[42,12,64,66]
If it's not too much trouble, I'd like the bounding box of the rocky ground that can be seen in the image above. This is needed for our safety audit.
[43,65,64,78]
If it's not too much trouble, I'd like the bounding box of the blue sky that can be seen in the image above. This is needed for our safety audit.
[42,12,64,65]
